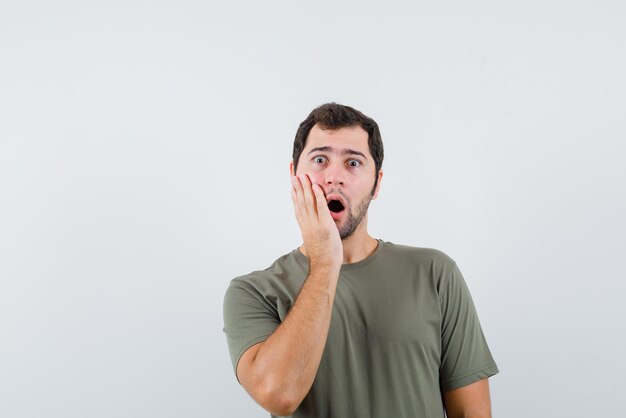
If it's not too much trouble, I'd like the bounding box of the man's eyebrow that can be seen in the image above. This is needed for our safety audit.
[306,146,368,160]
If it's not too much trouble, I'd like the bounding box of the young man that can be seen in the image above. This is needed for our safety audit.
[222,103,499,417]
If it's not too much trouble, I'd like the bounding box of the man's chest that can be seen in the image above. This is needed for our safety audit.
[327,273,441,349]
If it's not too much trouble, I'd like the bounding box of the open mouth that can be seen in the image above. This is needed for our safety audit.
[327,199,345,213]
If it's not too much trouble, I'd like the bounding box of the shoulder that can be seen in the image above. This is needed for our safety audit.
[378,240,460,291]
[225,249,305,296]
[381,240,457,268]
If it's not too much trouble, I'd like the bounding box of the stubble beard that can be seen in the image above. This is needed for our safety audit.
[337,187,376,240]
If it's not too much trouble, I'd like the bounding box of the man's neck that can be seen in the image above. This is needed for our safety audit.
[339,233,379,264]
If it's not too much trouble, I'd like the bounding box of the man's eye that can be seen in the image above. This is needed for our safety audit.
[348,159,361,167]
[313,156,326,164]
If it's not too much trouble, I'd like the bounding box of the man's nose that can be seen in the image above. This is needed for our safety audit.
[324,165,345,186]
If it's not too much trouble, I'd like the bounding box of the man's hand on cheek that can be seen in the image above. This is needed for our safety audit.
[291,174,343,268]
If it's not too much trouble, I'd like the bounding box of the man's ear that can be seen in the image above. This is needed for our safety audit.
[372,169,384,200]
[289,160,295,177]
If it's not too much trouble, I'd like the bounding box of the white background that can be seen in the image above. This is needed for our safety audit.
[1,1,625,417]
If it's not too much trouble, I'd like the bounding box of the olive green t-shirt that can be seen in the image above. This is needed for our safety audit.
[222,239,499,417]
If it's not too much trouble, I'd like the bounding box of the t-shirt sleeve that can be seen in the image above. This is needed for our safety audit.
[222,279,281,384]
[438,260,499,391]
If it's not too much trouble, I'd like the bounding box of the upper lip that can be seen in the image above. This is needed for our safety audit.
[325,193,346,207]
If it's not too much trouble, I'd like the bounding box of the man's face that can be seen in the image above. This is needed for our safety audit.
[290,124,383,240]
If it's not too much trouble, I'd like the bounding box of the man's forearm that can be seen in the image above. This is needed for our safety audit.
[250,263,340,412]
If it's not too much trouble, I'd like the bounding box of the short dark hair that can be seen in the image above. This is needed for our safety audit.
[292,102,384,192]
